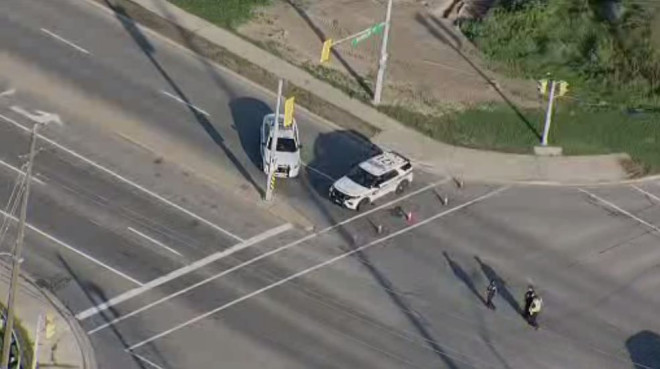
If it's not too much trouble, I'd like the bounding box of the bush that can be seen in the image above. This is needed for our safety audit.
[461,0,660,107]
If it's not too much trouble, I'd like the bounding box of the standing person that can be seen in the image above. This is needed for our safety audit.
[485,279,498,310]
[523,285,536,319]
[528,295,543,329]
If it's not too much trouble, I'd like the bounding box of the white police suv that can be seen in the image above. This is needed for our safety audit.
[329,151,413,211]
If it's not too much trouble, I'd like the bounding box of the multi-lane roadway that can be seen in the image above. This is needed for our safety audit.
[1,0,660,368]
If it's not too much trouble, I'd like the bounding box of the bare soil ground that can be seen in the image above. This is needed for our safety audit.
[237,0,541,114]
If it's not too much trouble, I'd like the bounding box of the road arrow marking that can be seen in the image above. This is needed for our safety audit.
[0,89,15,98]
[10,106,63,126]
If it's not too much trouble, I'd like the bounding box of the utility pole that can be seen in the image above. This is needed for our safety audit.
[373,0,393,105]
[541,80,556,146]
[1,124,40,369]
[264,79,284,202]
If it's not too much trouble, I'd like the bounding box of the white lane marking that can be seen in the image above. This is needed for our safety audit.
[0,89,15,98]
[0,159,45,185]
[0,208,143,285]
[10,106,63,126]
[124,186,509,350]
[130,353,165,369]
[78,222,292,321]
[40,28,90,55]
[0,113,243,242]
[580,188,660,234]
[631,185,660,204]
[86,178,450,331]
[159,90,210,117]
[127,227,182,257]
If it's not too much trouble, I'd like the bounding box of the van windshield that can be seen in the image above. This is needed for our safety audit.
[347,166,378,188]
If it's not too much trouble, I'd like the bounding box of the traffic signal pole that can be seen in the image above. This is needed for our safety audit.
[541,80,556,146]
[373,0,393,105]
[264,79,284,202]
[1,124,39,369]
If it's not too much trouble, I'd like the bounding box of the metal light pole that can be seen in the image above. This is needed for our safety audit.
[541,80,556,146]
[1,124,40,369]
[372,0,393,105]
[264,79,284,202]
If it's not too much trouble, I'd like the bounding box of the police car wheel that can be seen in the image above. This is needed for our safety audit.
[356,198,370,212]
[396,180,409,195]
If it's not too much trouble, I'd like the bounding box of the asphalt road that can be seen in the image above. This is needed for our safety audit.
[1,1,660,369]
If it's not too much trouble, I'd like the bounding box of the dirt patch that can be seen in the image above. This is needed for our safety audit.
[238,0,540,113]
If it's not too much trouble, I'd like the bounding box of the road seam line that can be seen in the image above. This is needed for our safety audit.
[40,28,91,55]
[0,208,143,285]
[77,222,293,321]
[86,178,450,331]
[159,90,210,117]
[579,188,660,234]
[127,227,183,257]
[123,186,509,350]
[0,159,45,185]
[0,112,243,242]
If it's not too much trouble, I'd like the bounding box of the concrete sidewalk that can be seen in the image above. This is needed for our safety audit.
[0,264,96,369]
[96,0,630,184]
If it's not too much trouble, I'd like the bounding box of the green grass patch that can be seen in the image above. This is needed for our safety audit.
[168,0,269,29]
[382,102,660,174]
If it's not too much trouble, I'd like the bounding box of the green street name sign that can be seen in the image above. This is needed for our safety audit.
[351,22,385,47]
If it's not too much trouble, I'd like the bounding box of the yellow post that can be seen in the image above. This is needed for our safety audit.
[538,79,549,95]
[284,97,295,127]
[557,81,569,97]
[320,39,333,63]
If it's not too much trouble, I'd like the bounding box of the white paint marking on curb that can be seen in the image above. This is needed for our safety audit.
[0,159,45,185]
[40,28,90,55]
[130,353,165,369]
[0,208,143,286]
[159,90,210,117]
[78,222,292,321]
[631,185,660,204]
[0,113,243,242]
[87,178,451,333]
[580,188,660,234]
[127,227,182,257]
[124,186,509,350]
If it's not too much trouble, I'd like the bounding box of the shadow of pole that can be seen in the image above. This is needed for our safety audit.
[57,255,154,369]
[283,0,374,99]
[474,255,522,315]
[103,0,264,197]
[416,13,542,140]
[442,251,484,304]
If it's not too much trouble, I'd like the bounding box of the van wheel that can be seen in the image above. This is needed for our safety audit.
[356,198,370,212]
[396,180,410,195]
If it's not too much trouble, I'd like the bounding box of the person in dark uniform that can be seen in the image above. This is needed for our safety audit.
[523,285,536,319]
[528,296,543,329]
[485,279,498,310]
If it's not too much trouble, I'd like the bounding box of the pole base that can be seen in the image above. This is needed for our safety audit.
[534,146,563,156]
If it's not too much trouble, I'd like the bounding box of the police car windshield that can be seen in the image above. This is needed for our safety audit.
[269,138,298,152]
[347,166,378,188]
